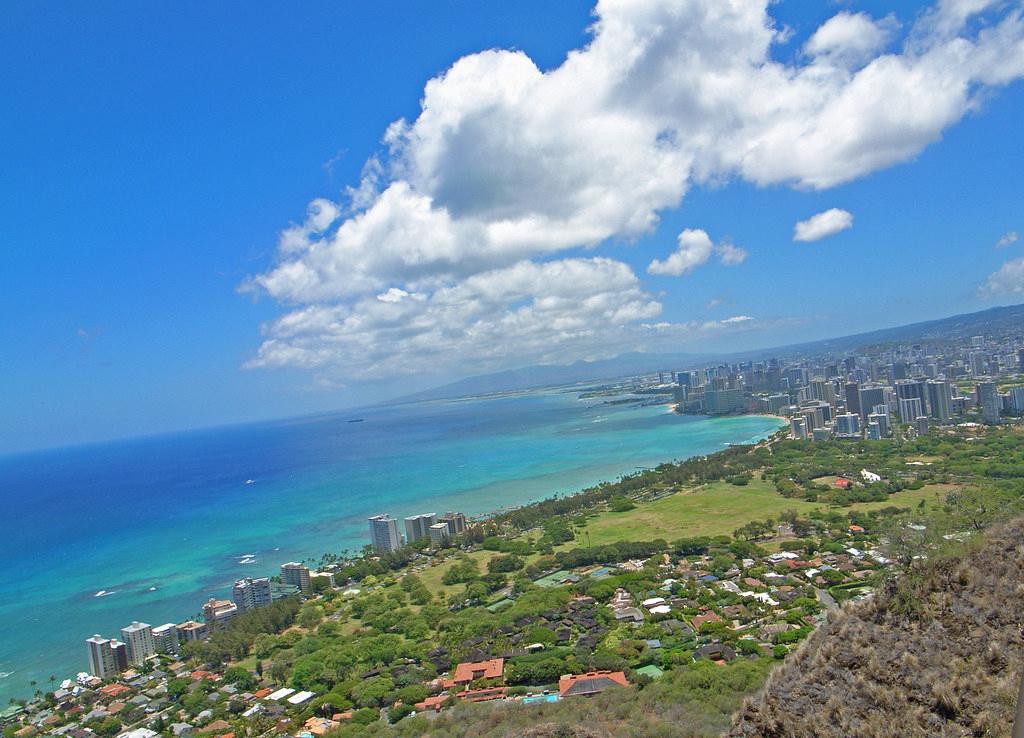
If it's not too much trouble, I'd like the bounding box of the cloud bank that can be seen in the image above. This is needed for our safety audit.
[244,0,1024,378]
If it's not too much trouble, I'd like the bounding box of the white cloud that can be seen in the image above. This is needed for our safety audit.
[648,229,714,276]
[979,256,1024,297]
[248,258,664,376]
[805,12,899,69]
[715,241,749,266]
[648,229,748,276]
[793,208,854,242]
[996,230,1019,247]
[246,0,1024,377]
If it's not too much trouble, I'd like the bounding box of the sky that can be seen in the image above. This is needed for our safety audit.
[3,0,1024,454]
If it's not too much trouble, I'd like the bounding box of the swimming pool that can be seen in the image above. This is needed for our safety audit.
[522,694,559,704]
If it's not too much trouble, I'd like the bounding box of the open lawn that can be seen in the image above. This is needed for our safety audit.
[573,479,948,547]
[414,548,500,594]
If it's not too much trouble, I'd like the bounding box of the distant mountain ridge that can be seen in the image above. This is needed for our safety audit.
[397,351,712,402]
[397,302,1024,403]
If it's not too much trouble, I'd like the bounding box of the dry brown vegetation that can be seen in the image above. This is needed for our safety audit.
[727,517,1024,738]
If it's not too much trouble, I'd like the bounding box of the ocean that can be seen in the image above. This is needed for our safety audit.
[0,388,783,702]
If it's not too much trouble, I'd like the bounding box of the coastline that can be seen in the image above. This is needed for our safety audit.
[0,404,784,705]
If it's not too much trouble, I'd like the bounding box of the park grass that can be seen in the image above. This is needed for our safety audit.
[414,548,500,594]
[573,479,946,548]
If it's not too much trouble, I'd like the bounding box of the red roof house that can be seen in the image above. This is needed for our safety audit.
[447,658,505,687]
[558,671,629,698]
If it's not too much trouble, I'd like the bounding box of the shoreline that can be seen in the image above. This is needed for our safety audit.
[0,411,785,705]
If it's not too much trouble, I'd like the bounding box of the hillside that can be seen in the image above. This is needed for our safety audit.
[727,517,1024,738]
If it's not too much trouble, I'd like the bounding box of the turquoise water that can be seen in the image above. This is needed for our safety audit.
[0,388,782,702]
[522,694,559,704]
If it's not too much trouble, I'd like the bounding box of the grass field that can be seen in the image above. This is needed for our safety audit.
[574,479,947,547]
[382,481,953,603]
[414,548,501,593]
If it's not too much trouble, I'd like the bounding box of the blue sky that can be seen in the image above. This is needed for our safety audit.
[2,0,1023,454]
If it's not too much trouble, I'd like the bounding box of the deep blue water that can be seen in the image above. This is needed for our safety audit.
[0,389,782,701]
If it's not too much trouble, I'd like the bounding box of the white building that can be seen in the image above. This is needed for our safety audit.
[233,577,273,611]
[428,521,451,548]
[151,623,179,654]
[119,622,156,666]
[403,513,436,543]
[367,514,402,553]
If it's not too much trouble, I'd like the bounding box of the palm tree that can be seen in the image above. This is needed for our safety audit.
[49,675,56,692]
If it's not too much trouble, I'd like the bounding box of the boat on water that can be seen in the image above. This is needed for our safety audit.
[245,478,255,485]
[93,590,115,598]
[347,418,364,423]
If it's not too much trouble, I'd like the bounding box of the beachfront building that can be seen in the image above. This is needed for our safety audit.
[280,562,312,595]
[151,623,179,655]
[368,514,402,553]
[428,522,451,548]
[86,635,119,679]
[704,387,744,415]
[439,511,467,536]
[119,622,156,666]
[177,620,207,642]
[403,513,436,544]
[790,417,807,440]
[233,576,273,612]
[202,598,238,630]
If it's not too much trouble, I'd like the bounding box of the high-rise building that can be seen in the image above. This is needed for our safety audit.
[110,640,129,672]
[429,521,452,548]
[1018,348,1024,372]
[970,352,988,376]
[368,515,402,553]
[280,562,313,594]
[1011,386,1024,412]
[404,513,437,544]
[867,422,882,440]
[440,511,467,536]
[868,412,890,438]
[86,635,118,680]
[119,622,156,666]
[915,416,930,435]
[834,413,860,438]
[790,417,807,440]
[898,397,923,424]
[895,380,929,416]
[704,388,744,415]
[151,624,179,655]
[926,380,951,423]
[810,378,834,405]
[844,382,860,417]
[233,577,273,612]
[858,385,887,421]
[977,382,1001,424]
